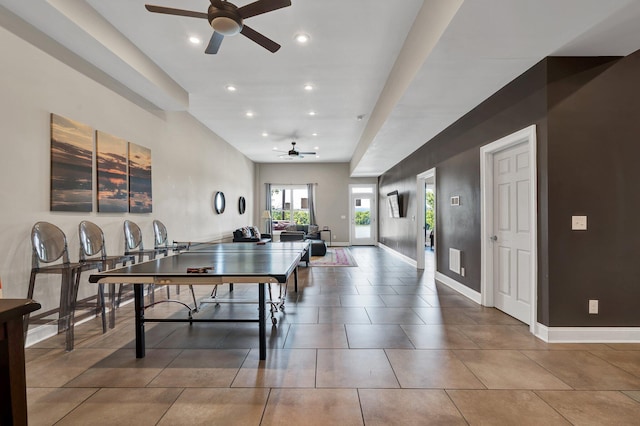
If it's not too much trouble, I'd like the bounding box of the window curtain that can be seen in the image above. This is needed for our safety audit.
[265,183,272,234]
[307,183,317,225]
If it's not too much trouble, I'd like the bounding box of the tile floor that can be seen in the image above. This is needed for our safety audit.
[24,247,640,425]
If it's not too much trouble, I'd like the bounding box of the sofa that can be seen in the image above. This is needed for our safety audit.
[232,226,271,243]
[279,224,321,240]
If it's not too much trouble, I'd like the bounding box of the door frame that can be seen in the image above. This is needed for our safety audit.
[416,168,436,270]
[349,184,377,245]
[480,125,538,332]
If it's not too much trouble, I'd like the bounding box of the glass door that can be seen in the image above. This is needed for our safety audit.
[350,185,376,245]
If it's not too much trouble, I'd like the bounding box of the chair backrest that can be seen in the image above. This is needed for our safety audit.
[78,221,107,261]
[123,220,144,253]
[31,221,71,268]
[152,220,168,249]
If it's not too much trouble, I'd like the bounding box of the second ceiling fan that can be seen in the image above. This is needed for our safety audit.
[145,0,292,54]
[276,142,316,159]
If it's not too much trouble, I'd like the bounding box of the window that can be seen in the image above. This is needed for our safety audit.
[271,185,310,227]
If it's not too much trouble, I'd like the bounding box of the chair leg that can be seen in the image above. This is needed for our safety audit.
[59,270,72,335]
[189,285,197,311]
[64,269,80,352]
[98,283,107,333]
[24,271,37,338]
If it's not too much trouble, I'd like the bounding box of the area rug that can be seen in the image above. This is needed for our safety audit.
[310,247,357,267]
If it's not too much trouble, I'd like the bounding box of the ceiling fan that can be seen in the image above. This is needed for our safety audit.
[276,142,316,159]
[144,0,292,54]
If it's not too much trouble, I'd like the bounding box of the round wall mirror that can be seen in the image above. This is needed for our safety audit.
[238,196,246,214]
[214,191,226,214]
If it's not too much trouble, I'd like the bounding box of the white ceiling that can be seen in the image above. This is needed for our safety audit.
[2,0,640,176]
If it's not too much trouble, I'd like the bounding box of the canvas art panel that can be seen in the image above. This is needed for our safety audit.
[96,131,128,212]
[128,142,152,213]
[50,113,93,212]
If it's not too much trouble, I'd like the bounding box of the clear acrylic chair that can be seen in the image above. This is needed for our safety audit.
[152,219,197,307]
[78,221,135,332]
[123,220,168,304]
[26,222,96,351]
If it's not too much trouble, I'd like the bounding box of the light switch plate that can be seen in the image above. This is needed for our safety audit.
[572,215,587,230]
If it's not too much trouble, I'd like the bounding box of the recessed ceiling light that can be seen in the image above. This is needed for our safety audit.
[315,155,320,158]
[295,33,310,44]
[308,111,316,116]
[188,36,202,45]
[226,85,237,92]
[356,114,365,121]
[262,132,269,137]
[272,146,278,150]
[246,111,254,118]
[312,133,318,136]
[304,84,314,91]
[314,146,319,150]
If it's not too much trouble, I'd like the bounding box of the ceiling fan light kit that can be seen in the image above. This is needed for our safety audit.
[145,0,292,54]
[209,10,243,36]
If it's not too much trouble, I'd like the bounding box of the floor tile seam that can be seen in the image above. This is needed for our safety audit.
[586,349,640,379]
[382,348,403,389]
[441,388,472,424]
[47,387,101,425]
[354,388,367,425]
[532,389,586,424]
[152,386,188,426]
[441,349,490,391]
[517,349,577,390]
[226,348,252,387]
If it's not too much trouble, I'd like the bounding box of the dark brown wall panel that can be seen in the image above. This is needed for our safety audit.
[546,55,640,326]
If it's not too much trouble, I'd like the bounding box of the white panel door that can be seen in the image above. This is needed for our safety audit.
[492,142,532,323]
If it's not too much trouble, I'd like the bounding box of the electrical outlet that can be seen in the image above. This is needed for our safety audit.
[589,299,598,314]
[461,267,465,277]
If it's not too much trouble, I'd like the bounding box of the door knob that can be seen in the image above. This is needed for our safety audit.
[490,235,498,241]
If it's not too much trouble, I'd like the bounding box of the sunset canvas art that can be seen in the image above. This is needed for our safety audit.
[96,131,128,212]
[128,142,152,213]
[50,113,93,212]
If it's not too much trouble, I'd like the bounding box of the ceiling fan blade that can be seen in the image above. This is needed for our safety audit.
[240,25,280,52]
[205,32,224,54]
[238,0,292,19]
[145,5,208,19]
[299,151,316,155]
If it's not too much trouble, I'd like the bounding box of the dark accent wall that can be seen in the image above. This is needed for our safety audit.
[379,52,640,327]
[545,55,640,326]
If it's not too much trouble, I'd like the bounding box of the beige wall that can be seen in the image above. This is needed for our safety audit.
[255,163,376,245]
[0,27,255,313]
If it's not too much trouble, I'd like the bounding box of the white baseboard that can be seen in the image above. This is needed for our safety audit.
[25,289,138,347]
[434,272,481,304]
[329,242,349,247]
[25,324,58,347]
[535,323,640,343]
[377,242,417,267]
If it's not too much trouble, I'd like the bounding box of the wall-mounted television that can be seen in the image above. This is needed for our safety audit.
[387,190,401,218]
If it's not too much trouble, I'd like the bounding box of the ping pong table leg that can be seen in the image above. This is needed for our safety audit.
[134,284,146,358]
[294,267,298,292]
[258,283,266,360]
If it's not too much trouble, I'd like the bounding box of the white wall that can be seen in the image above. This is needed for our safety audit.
[0,27,255,313]
[256,163,376,245]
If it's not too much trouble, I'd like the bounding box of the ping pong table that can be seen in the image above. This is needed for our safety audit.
[89,241,310,360]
